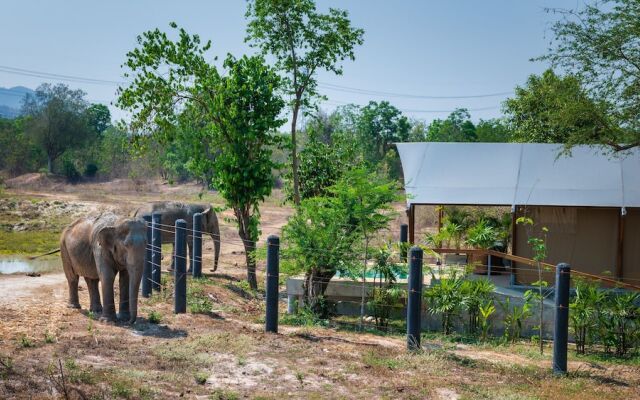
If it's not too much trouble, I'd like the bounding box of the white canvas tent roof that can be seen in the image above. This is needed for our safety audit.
[396,142,640,208]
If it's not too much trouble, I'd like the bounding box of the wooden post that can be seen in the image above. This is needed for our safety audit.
[437,206,443,232]
[616,209,625,281]
[510,207,518,285]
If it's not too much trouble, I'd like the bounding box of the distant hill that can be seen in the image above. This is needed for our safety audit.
[0,86,34,118]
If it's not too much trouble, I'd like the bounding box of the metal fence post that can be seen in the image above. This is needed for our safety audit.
[151,212,162,292]
[265,235,280,333]
[553,263,571,375]
[174,219,187,314]
[141,214,152,298]
[400,223,408,262]
[407,246,423,351]
[192,213,203,278]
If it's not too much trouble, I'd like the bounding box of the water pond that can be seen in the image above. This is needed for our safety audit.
[0,256,61,274]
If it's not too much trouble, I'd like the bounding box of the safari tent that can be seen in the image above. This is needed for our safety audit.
[396,142,640,285]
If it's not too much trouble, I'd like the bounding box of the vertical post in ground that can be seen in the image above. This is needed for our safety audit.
[141,214,152,298]
[192,213,203,278]
[553,263,570,375]
[174,219,187,314]
[265,235,280,333]
[151,212,162,292]
[407,246,423,351]
[400,223,408,263]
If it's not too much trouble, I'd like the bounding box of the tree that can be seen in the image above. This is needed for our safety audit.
[503,69,613,145]
[22,83,93,173]
[0,117,43,175]
[245,0,364,205]
[329,168,399,330]
[425,108,477,142]
[86,104,111,135]
[538,1,639,151]
[117,24,285,289]
[475,118,512,142]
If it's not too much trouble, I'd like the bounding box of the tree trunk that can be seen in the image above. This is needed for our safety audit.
[235,207,257,290]
[303,268,335,317]
[47,154,53,174]
[291,100,301,206]
[359,237,369,331]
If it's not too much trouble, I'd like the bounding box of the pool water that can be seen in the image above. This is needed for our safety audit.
[0,257,61,274]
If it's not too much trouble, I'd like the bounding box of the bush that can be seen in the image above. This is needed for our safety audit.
[84,162,98,177]
[425,274,464,334]
[148,310,162,324]
[62,159,81,183]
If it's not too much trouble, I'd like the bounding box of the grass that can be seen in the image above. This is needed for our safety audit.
[153,332,255,367]
[18,335,34,348]
[62,358,95,385]
[148,310,162,324]
[194,371,209,385]
[209,389,240,400]
[0,230,61,255]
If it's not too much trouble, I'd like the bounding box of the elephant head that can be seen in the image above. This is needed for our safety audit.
[201,207,221,271]
[95,216,147,323]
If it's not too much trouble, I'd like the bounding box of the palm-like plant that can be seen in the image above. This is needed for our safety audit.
[461,278,495,335]
[425,273,464,334]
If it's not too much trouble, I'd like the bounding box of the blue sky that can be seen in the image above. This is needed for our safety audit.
[0,0,577,123]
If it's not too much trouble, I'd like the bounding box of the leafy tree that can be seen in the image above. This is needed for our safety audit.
[117,24,285,289]
[0,117,43,175]
[539,0,640,151]
[245,0,364,205]
[86,103,111,135]
[357,101,410,163]
[425,108,477,142]
[329,168,399,329]
[475,118,512,142]
[503,69,613,145]
[22,83,94,173]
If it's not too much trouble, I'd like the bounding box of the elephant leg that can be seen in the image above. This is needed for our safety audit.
[85,277,102,314]
[61,244,81,309]
[99,268,117,322]
[118,269,130,321]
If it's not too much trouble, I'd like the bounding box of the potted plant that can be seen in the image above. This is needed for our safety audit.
[465,220,497,274]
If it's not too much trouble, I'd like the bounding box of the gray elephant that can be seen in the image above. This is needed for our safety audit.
[60,212,146,323]
[133,201,221,272]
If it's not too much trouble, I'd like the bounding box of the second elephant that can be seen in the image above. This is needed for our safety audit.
[134,202,221,271]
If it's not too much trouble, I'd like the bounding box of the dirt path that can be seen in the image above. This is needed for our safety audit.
[0,273,66,305]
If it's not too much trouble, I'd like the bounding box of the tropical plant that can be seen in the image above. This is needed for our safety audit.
[500,297,532,343]
[425,273,464,335]
[465,220,497,250]
[461,278,495,335]
[601,291,640,356]
[368,245,407,329]
[569,279,604,354]
[479,300,496,342]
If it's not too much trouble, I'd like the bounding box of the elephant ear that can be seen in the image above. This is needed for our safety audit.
[97,227,116,252]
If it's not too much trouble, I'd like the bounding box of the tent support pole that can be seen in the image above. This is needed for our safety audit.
[437,206,443,232]
[510,207,518,286]
[409,204,415,244]
[616,210,625,281]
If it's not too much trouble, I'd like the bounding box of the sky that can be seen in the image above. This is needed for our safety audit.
[0,0,579,124]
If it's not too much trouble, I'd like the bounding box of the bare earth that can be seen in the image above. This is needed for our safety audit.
[1,176,639,399]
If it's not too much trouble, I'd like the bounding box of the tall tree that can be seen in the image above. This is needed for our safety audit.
[539,0,639,151]
[425,108,477,142]
[503,69,613,145]
[22,83,92,173]
[475,118,512,142]
[357,101,410,177]
[245,0,364,205]
[86,103,111,135]
[118,24,285,289]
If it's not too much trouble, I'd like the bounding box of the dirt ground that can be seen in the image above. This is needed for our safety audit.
[1,176,639,400]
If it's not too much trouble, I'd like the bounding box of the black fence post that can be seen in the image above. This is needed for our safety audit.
[265,235,280,333]
[192,213,203,278]
[407,246,423,351]
[174,219,187,314]
[553,263,571,375]
[151,212,162,292]
[400,223,408,262]
[141,214,152,298]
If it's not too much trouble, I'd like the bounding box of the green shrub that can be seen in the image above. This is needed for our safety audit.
[84,162,98,177]
[62,159,81,183]
[425,274,464,334]
[461,278,495,335]
[148,310,162,324]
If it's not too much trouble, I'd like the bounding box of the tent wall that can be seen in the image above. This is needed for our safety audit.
[623,209,640,284]
[514,206,620,284]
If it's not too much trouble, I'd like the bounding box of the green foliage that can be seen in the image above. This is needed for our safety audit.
[539,1,640,151]
[148,310,162,324]
[0,117,44,175]
[570,280,604,354]
[479,301,496,341]
[44,330,56,344]
[245,0,365,204]
[83,162,98,178]
[62,158,81,183]
[465,220,497,250]
[18,335,34,348]
[118,23,285,290]
[22,83,97,173]
[499,297,532,343]
[503,69,614,147]
[194,371,208,385]
[426,108,478,142]
[86,103,111,134]
[461,278,495,335]
[425,273,464,335]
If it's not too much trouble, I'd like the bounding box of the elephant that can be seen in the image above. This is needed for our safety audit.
[60,212,146,323]
[133,202,221,272]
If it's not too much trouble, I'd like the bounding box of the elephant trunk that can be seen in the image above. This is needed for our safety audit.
[128,266,142,323]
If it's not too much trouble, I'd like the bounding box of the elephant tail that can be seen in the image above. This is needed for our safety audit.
[28,248,61,260]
